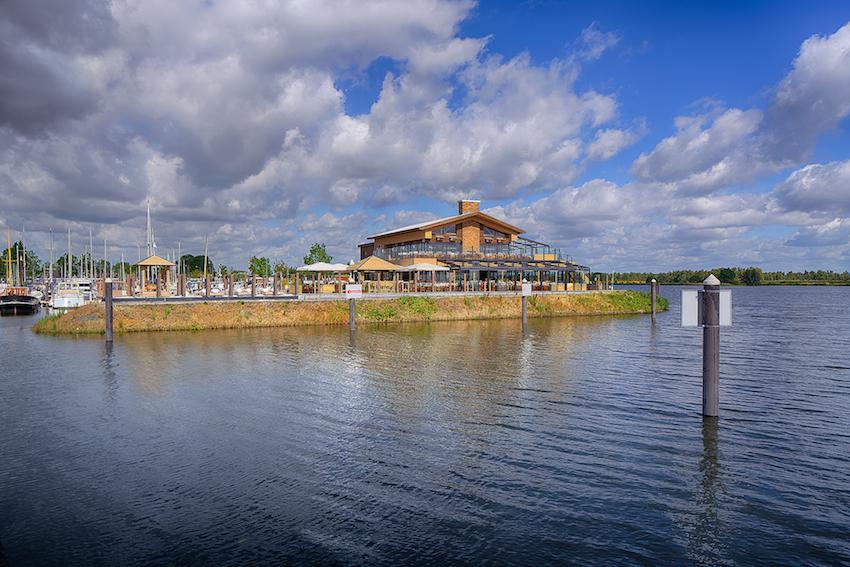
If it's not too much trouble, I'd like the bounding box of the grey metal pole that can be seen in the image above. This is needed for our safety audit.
[702,274,721,417]
[521,295,528,330]
[104,278,113,343]
[349,298,356,330]
[651,278,657,324]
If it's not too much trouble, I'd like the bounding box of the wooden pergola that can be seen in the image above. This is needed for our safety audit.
[134,255,176,297]
[350,256,403,293]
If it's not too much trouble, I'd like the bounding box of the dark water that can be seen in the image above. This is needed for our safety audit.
[1,286,849,565]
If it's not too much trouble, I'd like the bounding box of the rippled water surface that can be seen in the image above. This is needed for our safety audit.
[1,286,849,565]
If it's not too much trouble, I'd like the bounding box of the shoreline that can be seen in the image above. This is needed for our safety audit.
[33,291,667,335]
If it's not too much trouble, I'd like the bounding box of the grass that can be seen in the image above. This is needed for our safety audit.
[32,291,665,335]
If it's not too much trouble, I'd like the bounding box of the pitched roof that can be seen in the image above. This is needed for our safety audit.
[135,255,175,267]
[368,211,524,239]
[349,256,402,271]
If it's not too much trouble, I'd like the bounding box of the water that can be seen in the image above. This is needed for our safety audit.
[1,286,849,565]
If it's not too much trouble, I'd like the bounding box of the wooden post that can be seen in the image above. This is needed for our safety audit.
[273,272,279,296]
[205,274,211,298]
[702,275,721,417]
[228,274,234,297]
[251,273,255,297]
[651,278,657,324]
[295,273,301,296]
[349,298,356,330]
[521,295,527,330]
[104,278,113,343]
[156,268,161,298]
[431,270,436,293]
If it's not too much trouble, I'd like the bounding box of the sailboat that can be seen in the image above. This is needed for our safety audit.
[1,228,40,315]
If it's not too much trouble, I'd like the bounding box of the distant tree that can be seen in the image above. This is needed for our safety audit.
[717,267,738,284]
[248,256,271,277]
[219,264,230,277]
[180,254,214,277]
[740,267,763,286]
[303,243,332,265]
[273,260,288,274]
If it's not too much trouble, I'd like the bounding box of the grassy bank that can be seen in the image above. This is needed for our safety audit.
[33,291,668,335]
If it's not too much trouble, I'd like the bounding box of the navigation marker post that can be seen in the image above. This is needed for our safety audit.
[345,284,362,331]
[682,274,731,417]
[104,278,114,343]
[521,282,531,331]
[651,278,657,324]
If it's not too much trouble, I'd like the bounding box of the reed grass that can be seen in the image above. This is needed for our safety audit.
[33,291,664,335]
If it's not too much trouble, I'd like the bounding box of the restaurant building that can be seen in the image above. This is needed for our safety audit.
[358,200,589,291]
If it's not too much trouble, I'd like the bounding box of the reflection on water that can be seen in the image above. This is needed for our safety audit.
[687,417,724,565]
[1,287,850,565]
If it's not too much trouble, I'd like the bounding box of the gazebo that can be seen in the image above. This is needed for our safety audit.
[296,262,351,294]
[134,255,176,297]
[350,256,403,293]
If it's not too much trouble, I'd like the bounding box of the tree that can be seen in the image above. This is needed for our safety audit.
[179,254,214,277]
[219,264,230,277]
[740,267,763,286]
[248,256,271,277]
[273,260,288,274]
[717,267,738,284]
[303,243,332,265]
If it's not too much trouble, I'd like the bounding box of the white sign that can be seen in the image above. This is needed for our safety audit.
[521,283,532,297]
[681,290,699,327]
[345,284,362,298]
[681,289,732,327]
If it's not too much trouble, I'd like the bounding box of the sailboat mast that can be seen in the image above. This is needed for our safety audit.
[5,228,12,285]
[66,226,71,282]
[49,227,54,282]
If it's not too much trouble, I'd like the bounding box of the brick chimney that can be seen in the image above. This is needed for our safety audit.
[458,199,480,215]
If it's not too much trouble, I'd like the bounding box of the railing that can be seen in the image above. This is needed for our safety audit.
[374,241,578,263]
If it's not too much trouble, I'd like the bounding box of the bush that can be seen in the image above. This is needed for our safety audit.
[398,296,436,317]
[365,304,398,321]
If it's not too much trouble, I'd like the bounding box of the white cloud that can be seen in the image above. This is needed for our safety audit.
[632,21,850,193]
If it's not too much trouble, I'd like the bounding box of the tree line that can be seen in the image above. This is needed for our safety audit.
[614,267,850,286]
[2,241,335,281]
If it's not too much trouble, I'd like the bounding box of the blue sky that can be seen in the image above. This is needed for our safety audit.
[2,0,850,270]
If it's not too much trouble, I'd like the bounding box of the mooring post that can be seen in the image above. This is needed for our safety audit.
[349,298,356,330]
[702,274,721,417]
[104,278,113,343]
[205,275,211,298]
[522,295,527,329]
[156,272,162,298]
[651,278,657,324]
[228,274,234,297]
[273,273,279,296]
[251,273,256,297]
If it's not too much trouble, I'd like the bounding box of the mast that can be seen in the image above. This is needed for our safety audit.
[89,226,93,279]
[104,238,107,279]
[121,251,125,282]
[67,226,71,282]
[49,227,54,282]
[146,200,156,258]
[5,228,12,285]
[202,235,209,285]
[21,226,26,285]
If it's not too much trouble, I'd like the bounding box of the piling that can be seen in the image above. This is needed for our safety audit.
[228,274,234,297]
[104,278,113,342]
[251,274,256,297]
[205,275,211,298]
[349,298,356,330]
[651,278,657,323]
[273,273,279,296]
[156,274,161,298]
[702,275,721,417]
[521,295,528,330]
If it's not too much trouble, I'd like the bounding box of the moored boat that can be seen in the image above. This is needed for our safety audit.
[0,286,41,315]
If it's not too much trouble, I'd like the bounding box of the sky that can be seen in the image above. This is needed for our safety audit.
[1,0,850,271]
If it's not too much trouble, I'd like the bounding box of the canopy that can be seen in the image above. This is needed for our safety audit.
[296,262,351,272]
[135,254,175,267]
[349,256,402,272]
[402,262,449,272]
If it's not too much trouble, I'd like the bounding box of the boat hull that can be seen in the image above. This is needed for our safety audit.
[0,294,40,315]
